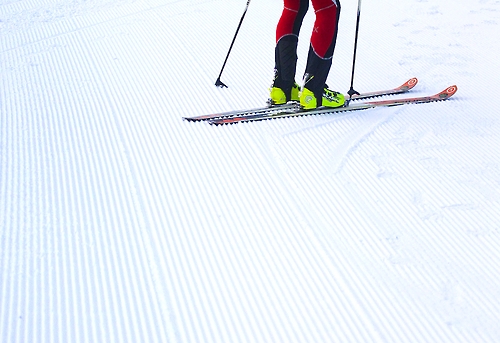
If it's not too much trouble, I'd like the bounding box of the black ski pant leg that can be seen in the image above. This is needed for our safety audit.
[304,0,341,105]
[274,0,309,100]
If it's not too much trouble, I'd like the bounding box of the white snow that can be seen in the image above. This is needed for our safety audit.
[1,0,500,342]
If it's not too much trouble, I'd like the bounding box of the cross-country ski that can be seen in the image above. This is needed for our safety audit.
[184,77,418,122]
[210,85,457,125]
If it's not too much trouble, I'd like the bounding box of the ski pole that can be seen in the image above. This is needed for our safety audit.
[347,0,362,103]
[215,0,252,88]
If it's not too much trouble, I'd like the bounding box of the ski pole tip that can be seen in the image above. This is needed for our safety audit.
[215,78,228,88]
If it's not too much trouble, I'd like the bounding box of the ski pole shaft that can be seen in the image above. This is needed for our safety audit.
[215,0,251,88]
[347,0,362,100]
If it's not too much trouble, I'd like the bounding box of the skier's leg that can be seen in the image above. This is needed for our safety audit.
[271,0,309,104]
[302,0,343,108]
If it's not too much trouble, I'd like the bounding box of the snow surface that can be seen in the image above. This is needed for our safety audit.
[1,0,500,342]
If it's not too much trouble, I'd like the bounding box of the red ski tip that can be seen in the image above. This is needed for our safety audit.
[400,77,418,91]
[441,85,458,99]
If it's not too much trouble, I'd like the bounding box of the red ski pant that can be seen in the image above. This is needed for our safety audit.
[276,0,340,59]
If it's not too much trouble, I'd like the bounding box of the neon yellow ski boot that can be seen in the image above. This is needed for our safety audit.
[300,86,345,110]
[269,83,300,105]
